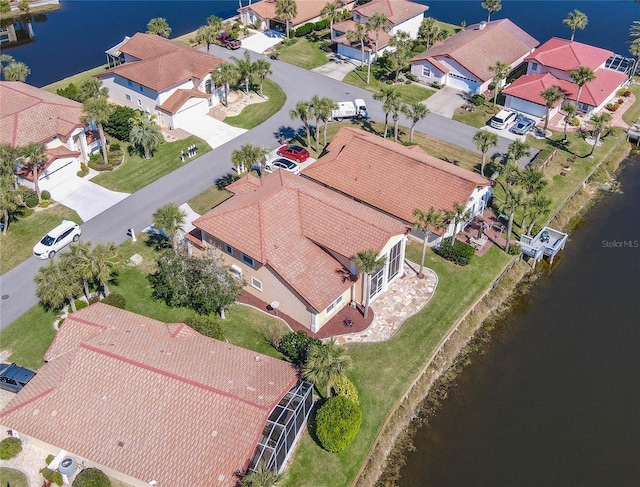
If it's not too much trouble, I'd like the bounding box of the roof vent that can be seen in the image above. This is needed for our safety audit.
[58,457,77,477]
[478,21,486,30]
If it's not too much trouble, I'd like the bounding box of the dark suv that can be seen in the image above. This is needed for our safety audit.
[0,363,36,393]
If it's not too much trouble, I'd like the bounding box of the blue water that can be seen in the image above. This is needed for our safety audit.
[1,0,637,87]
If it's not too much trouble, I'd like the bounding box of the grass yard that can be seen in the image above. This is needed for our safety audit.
[0,468,28,487]
[91,136,209,193]
[452,102,500,128]
[277,38,330,70]
[42,65,110,94]
[224,79,286,130]
[0,305,58,370]
[187,185,233,215]
[0,204,81,275]
[622,82,640,125]
[343,65,435,104]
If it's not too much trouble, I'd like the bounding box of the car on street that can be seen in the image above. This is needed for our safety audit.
[0,363,36,393]
[490,109,517,130]
[276,145,310,163]
[33,219,81,259]
[264,158,301,175]
[511,116,536,135]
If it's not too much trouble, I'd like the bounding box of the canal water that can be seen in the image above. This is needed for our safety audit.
[398,153,640,486]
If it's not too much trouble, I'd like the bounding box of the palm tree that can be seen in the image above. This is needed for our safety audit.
[389,96,404,143]
[570,66,596,111]
[129,114,163,159]
[78,78,108,102]
[388,31,412,82]
[472,130,498,176]
[481,0,502,22]
[588,112,612,156]
[153,203,187,250]
[92,242,122,297]
[147,17,171,37]
[630,20,640,45]
[503,160,523,187]
[374,86,401,139]
[346,21,370,71]
[0,175,22,235]
[241,461,284,487]
[0,143,18,189]
[35,260,82,313]
[366,12,391,67]
[3,61,30,82]
[561,101,578,141]
[449,201,471,244]
[321,1,342,39]
[310,94,323,152]
[520,166,548,194]
[0,54,15,79]
[196,24,220,53]
[488,60,510,105]
[253,59,272,97]
[526,193,551,235]
[318,96,338,146]
[401,102,429,142]
[231,50,254,94]
[82,97,112,164]
[418,17,440,50]
[64,242,97,300]
[504,139,531,167]
[212,63,239,106]
[540,86,564,133]
[231,142,265,174]
[413,207,444,278]
[21,142,48,202]
[289,101,312,149]
[628,42,640,81]
[354,249,386,319]
[563,9,588,42]
[303,338,353,398]
[499,186,525,253]
[275,0,297,39]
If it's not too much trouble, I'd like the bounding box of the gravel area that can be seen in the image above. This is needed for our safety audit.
[0,434,50,486]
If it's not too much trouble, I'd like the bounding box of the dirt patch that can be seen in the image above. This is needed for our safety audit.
[210,90,268,120]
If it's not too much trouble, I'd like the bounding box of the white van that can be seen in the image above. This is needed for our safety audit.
[490,109,517,130]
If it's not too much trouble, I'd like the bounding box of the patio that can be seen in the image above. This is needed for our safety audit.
[457,208,515,256]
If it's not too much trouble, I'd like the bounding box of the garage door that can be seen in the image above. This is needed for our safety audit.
[447,73,479,92]
[39,157,79,192]
[506,96,546,118]
[173,99,209,128]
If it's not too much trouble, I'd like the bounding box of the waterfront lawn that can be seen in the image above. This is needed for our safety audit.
[0,205,81,275]
[622,83,640,126]
[91,136,209,193]
[283,245,513,486]
[42,65,110,94]
[344,65,435,104]
[224,79,286,129]
[277,38,330,70]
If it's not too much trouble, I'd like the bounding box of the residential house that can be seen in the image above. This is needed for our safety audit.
[410,19,539,93]
[333,0,428,61]
[190,170,409,333]
[503,37,629,118]
[0,303,312,485]
[0,81,100,193]
[301,127,492,242]
[239,0,341,32]
[99,33,225,130]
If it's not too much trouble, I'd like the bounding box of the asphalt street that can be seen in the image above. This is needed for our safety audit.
[0,47,514,329]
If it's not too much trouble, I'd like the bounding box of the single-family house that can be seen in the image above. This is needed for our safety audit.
[190,170,409,333]
[410,19,539,93]
[0,303,312,485]
[0,81,100,193]
[503,37,629,118]
[333,0,428,61]
[239,0,339,32]
[301,127,492,242]
[99,33,225,130]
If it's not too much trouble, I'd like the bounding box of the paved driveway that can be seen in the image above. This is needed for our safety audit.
[312,57,357,81]
[51,174,129,222]
[241,30,284,54]
[178,114,247,149]
[424,86,467,118]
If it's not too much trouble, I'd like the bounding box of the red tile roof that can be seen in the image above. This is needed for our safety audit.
[410,19,539,82]
[1,303,298,487]
[0,81,85,147]
[157,88,209,114]
[353,0,428,25]
[194,171,407,312]
[301,127,491,223]
[239,0,334,26]
[97,33,224,92]
[333,20,392,51]
[525,37,612,72]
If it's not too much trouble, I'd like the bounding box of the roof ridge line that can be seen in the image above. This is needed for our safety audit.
[0,388,55,418]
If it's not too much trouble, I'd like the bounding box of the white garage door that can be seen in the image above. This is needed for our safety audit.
[506,97,547,118]
[447,73,480,92]
[39,158,79,192]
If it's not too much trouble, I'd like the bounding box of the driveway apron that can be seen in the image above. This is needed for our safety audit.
[178,114,247,149]
[51,174,129,222]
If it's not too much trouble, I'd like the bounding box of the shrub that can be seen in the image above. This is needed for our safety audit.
[41,467,63,486]
[72,468,111,487]
[102,293,126,309]
[277,330,321,365]
[80,163,88,172]
[385,80,393,85]
[430,81,442,89]
[103,106,139,141]
[405,72,417,82]
[332,376,359,404]
[315,395,362,452]
[435,239,475,266]
[605,102,618,112]
[185,315,225,340]
[570,117,580,127]
[75,300,89,310]
[109,142,121,152]
[294,23,313,37]
[39,200,53,208]
[77,170,88,177]
[470,94,486,106]
[313,19,329,31]
[0,437,22,459]
[216,173,239,190]
[56,82,81,101]
[508,243,522,255]
[25,194,38,208]
[617,98,624,105]
[46,454,55,465]
[41,190,51,200]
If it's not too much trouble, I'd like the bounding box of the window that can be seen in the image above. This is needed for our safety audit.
[139,83,144,92]
[137,99,142,107]
[388,240,402,281]
[127,80,133,87]
[422,65,431,77]
[242,254,255,267]
[531,62,538,72]
[230,265,242,279]
[225,244,233,255]
[251,277,262,291]
[125,94,131,101]
[325,295,344,315]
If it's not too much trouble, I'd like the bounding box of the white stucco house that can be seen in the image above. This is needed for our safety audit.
[99,33,226,130]
[409,19,539,94]
[332,0,428,62]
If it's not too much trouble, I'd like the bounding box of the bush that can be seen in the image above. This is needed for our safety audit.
[56,82,81,101]
[39,200,53,208]
[277,330,321,365]
[41,467,64,486]
[332,376,359,404]
[405,72,417,82]
[185,315,225,340]
[102,293,126,309]
[570,117,580,127]
[77,170,89,177]
[294,23,313,37]
[404,79,412,85]
[430,81,442,89]
[470,94,486,106]
[109,142,121,152]
[435,239,475,266]
[46,454,55,465]
[72,468,111,487]
[315,395,362,452]
[89,295,100,304]
[0,437,22,459]
[41,190,51,200]
[508,243,522,255]
[25,194,38,208]
[75,300,89,310]
[617,98,625,105]
[313,19,329,31]
[103,106,139,141]
[605,102,619,112]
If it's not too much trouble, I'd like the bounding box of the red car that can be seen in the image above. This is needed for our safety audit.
[277,145,310,163]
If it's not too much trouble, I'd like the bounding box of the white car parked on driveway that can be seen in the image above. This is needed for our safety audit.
[33,220,81,259]
[264,158,300,175]
[490,109,518,130]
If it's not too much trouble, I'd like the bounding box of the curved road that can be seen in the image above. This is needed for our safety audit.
[0,47,513,329]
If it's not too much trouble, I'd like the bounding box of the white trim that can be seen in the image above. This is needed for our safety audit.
[250,276,262,291]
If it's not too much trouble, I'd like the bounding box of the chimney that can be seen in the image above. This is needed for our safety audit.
[478,21,486,30]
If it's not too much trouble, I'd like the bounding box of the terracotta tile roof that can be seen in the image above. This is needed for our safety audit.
[301,127,491,223]
[353,0,428,25]
[194,171,407,312]
[96,33,224,92]
[157,88,209,114]
[240,0,335,26]
[525,37,612,72]
[0,303,298,487]
[410,19,539,82]
[333,20,392,50]
[0,81,85,147]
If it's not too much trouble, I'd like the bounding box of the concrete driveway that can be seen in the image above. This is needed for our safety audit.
[178,114,247,149]
[424,86,468,118]
[241,30,284,54]
[312,57,357,81]
[51,174,129,222]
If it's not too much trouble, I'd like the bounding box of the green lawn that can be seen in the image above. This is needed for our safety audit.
[277,38,330,70]
[452,102,500,128]
[0,305,58,370]
[224,79,286,130]
[343,65,435,104]
[91,136,209,193]
[42,65,110,94]
[0,204,81,275]
[0,468,29,487]
[187,185,233,215]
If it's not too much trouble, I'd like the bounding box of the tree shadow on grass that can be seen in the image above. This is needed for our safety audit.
[145,233,171,252]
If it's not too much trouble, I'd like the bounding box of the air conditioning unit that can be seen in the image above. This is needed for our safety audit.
[58,456,77,476]
[350,301,357,309]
